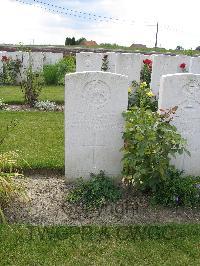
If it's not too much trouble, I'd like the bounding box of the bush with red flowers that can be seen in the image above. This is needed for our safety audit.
[140,58,152,86]
[0,56,22,85]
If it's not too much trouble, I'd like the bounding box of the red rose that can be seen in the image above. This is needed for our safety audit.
[143,59,152,66]
[1,56,9,62]
[180,63,186,69]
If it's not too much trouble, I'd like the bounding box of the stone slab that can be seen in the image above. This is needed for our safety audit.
[159,73,200,176]
[65,71,128,179]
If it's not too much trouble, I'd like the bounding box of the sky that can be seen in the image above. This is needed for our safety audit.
[1,0,200,49]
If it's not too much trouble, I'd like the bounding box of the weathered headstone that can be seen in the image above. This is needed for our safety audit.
[65,71,128,179]
[20,52,30,82]
[76,52,103,72]
[43,52,63,65]
[189,56,200,74]
[76,52,117,72]
[29,52,43,72]
[151,54,191,96]
[105,52,117,72]
[159,73,200,176]
[115,53,143,84]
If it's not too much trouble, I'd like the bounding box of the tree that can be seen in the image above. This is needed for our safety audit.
[71,37,76,45]
[76,37,86,45]
[175,45,184,51]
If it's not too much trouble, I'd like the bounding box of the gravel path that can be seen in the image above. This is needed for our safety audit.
[4,177,200,225]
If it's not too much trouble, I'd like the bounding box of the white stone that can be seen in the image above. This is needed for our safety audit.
[20,52,30,81]
[115,53,143,84]
[29,52,43,72]
[65,71,128,179]
[43,52,63,65]
[105,52,117,72]
[76,52,117,72]
[189,57,200,74]
[76,52,103,72]
[159,73,200,176]
[151,54,191,96]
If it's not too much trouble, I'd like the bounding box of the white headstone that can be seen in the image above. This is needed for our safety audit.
[76,52,103,72]
[43,52,52,65]
[43,52,63,65]
[151,54,191,96]
[189,57,200,74]
[76,52,117,72]
[105,52,117,72]
[20,52,30,82]
[159,73,200,176]
[29,52,43,72]
[51,53,63,64]
[115,53,143,84]
[65,71,128,179]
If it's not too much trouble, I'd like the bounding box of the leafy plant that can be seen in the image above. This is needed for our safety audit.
[128,82,157,111]
[0,56,22,85]
[20,66,44,107]
[151,168,200,207]
[122,106,188,192]
[140,59,152,86]
[56,56,76,85]
[101,54,109,71]
[66,171,122,209]
[43,64,58,85]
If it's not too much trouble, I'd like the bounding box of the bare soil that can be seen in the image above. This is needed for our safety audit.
[4,176,200,226]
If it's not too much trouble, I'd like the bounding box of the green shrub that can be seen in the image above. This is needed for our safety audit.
[20,66,44,107]
[66,171,122,209]
[56,56,76,85]
[128,82,157,111]
[42,56,76,86]
[122,106,188,192]
[0,56,21,85]
[151,168,200,207]
[43,65,58,85]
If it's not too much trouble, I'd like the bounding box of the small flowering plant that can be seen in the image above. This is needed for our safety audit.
[140,58,152,86]
[128,81,157,111]
[179,62,187,73]
[0,56,22,85]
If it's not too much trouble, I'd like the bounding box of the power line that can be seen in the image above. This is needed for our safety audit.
[14,0,188,35]
[14,0,135,25]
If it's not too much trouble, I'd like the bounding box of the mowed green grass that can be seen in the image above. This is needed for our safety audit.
[1,224,200,265]
[0,111,64,170]
[0,85,64,104]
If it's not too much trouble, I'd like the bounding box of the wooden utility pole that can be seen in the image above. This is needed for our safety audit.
[155,22,159,48]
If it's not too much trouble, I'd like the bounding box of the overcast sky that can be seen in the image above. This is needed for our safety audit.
[1,0,199,49]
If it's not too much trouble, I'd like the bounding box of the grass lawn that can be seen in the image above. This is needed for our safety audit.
[0,111,64,171]
[0,85,64,104]
[0,224,200,265]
